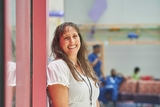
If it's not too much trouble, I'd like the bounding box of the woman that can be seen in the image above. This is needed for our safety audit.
[47,22,100,107]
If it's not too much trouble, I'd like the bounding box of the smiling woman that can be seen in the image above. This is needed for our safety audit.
[59,26,81,60]
[47,22,100,107]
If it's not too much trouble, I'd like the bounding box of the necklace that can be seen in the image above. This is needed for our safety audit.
[75,64,79,68]
[74,66,93,105]
[69,59,93,105]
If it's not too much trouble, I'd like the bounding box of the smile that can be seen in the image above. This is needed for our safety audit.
[68,45,76,49]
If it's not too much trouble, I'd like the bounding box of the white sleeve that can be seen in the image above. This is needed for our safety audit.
[7,62,16,86]
[47,60,70,87]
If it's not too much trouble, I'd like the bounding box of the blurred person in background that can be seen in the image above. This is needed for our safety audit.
[132,67,140,80]
[99,69,126,107]
[88,44,105,79]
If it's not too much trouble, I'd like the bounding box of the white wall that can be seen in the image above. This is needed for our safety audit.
[49,0,64,11]
[48,0,64,56]
[105,44,160,78]
[12,0,16,26]
[65,0,160,24]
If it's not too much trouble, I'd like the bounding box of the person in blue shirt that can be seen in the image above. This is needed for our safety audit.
[88,44,105,79]
[99,69,126,106]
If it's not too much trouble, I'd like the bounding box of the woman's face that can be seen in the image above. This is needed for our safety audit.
[60,26,81,58]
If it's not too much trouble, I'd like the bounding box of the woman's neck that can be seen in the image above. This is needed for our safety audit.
[69,57,77,65]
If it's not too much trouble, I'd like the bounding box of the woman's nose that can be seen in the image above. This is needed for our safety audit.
[70,37,74,43]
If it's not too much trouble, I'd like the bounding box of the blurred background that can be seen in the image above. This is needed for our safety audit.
[48,1,160,106]
[49,0,160,79]
[2,0,160,107]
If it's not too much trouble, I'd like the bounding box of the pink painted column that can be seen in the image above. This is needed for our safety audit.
[32,0,48,107]
[16,0,31,107]
[4,0,12,106]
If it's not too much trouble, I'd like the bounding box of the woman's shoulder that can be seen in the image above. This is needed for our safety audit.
[48,58,65,64]
[48,59,69,69]
[47,59,70,87]
[7,61,16,71]
[7,61,16,66]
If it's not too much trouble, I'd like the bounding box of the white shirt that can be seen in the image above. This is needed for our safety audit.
[7,61,16,86]
[47,59,99,107]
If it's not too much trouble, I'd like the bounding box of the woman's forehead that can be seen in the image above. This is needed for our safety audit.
[59,26,78,37]
[64,26,77,33]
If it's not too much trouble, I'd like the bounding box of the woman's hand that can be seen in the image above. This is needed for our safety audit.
[96,100,100,107]
[48,84,69,107]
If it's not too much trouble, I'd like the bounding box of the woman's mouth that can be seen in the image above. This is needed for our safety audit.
[68,45,76,49]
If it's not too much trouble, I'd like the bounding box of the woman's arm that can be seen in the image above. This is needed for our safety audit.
[96,100,100,107]
[48,84,69,107]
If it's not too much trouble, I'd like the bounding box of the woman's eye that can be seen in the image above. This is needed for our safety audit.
[73,35,78,38]
[64,37,69,40]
